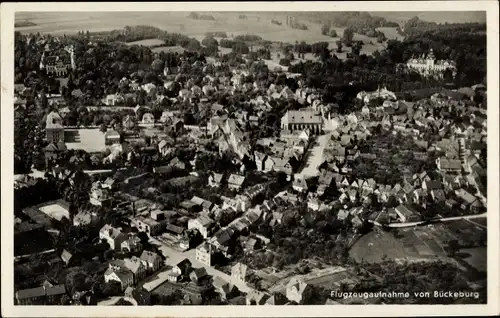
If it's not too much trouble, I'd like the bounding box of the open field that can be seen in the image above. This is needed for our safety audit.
[370,11,486,24]
[38,202,70,221]
[15,12,392,52]
[151,45,186,54]
[126,38,165,47]
[349,226,451,263]
[458,247,486,272]
[65,128,106,153]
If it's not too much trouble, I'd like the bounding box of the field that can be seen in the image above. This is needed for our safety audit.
[65,128,106,153]
[458,247,487,272]
[370,11,486,24]
[126,38,165,47]
[38,202,70,221]
[151,45,186,54]
[15,12,395,55]
[349,226,451,263]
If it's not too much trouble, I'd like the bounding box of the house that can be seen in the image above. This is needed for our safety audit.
[121,234,143,253]
[188,215,214,239]
[208,173,224,188]
[135,216,166,236]
[190,267,209,284]
[15,284,66,305]
[140,250,163,273]
[44,142,67,165]
[45,111,65,144]
[122,115,135,130]
[422,180,442,191]
[195,243,214,266]
[286,278,312,304]
[142,112,155,124]
[89,184,112,207]
[246,290,269,305]
[292,176,309,193]
[394,204,421,223]
[158,139,173,157]
[455,189,482,212]
[102,177,117,190]
[254,152,268,172]
[110,257,147,283]
[104,268,133,291]
[99,224,126,250]
[231,262,248,283]
[307,198,321,211]
[61,249,78,266]
[228,174,246,191]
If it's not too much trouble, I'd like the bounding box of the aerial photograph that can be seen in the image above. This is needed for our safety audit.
[12,10,487,306]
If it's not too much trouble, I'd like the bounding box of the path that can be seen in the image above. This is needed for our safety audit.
[298,133,331,178]
[14,248,56,261]
[371,212,487,228]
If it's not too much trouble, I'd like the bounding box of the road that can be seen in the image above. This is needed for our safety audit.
[371,212,488,228]
[298,132,332,178]
[146,236,255,294]
[14,248,56,261]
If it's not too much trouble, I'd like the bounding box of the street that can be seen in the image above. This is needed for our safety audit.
[371,212,488,228]
[298,132,332,178]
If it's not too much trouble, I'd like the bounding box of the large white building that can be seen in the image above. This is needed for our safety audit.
[406,49,456,78]
[280,109,323,135]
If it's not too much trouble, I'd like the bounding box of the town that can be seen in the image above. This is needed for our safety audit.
[13,11,487,306]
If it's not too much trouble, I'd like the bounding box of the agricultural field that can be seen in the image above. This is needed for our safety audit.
[15,12,395,56]
[349,226,451,263]
[126,38,165,47]
[151,45,186,54]
[370,11,487,24]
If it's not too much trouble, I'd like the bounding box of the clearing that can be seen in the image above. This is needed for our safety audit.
[65,128,106,153]
[38,202,70,221]
[126,38,165,47]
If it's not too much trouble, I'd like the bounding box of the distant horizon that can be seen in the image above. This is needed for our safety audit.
[16,11,487,24]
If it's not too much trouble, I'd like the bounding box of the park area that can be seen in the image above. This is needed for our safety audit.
[126,38,165,47]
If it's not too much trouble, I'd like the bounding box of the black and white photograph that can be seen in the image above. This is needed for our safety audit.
[1,1,499,317]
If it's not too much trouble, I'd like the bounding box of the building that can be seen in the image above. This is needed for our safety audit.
[142,112,155,124]
[121,234,143,252]
[227,174,246,191]
[394,204,421,223]
[104,268,134,291]
[46,111,65,143]
[406,49,457,78]
[281,109,323,134]
[15,284,66,305]
[135,216,166,236]
[89,183,112,207]
[188,215,214,239]
[140,250,163,273]
[286,278,312,304]
[109,256,147,284]
[99,224,126,250]
[208,173,224,187]
[196,243,214,267]
[39,46,75,76]
[436,157,462,173]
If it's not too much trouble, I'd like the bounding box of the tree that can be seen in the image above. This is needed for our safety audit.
[343,27,354,46]
[321,24,330,36]
[329,29,338,38]
[99,123,107,133]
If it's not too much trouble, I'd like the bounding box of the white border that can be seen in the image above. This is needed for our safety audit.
[1,2,499,317]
